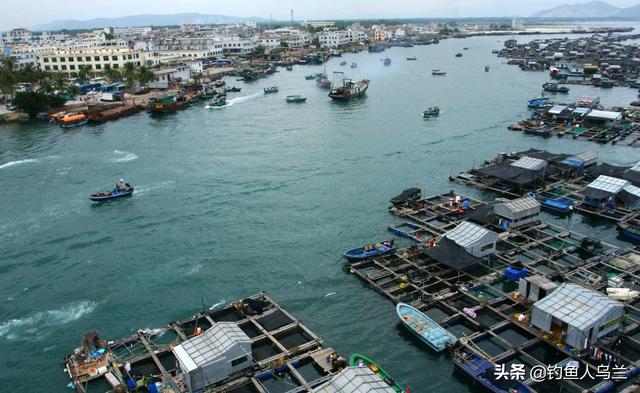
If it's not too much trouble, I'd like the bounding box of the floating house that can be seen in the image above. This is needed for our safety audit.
[531,283,624,350]
[559,151,598,174]
[585,110,623,128]
[424,221,498,269]
[174,322,252,391]
[315,366,397,393]
[493,197,541,229]
[583,175,640,208]
[518,274,559,302]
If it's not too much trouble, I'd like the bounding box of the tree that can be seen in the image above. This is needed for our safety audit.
[123,62,137,98]
[77,65,90,84]
[16,64,39,85]
[280,41,289,48]
[0,56,17,99]
[13,91,65,117]
[252,45,267,56]
[102,64,121,83]
[311,37,321,47]
[136,65,155,87]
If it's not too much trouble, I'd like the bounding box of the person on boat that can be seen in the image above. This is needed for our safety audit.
[116,179,126,191]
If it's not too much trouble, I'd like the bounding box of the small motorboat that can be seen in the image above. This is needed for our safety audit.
[208,97,227,108]
[396,303,457,352]
[543,82,569,93]
[264,87,279,94]
[455,53,463,57]
[423,106,440,117]
[285,95,307,103]
[213,80,225,88]
[224,86,241,93]
[350,63,357,68]
[390,188,421,207]
[340,61,347,66]
[305,75,316,80]
[383,57,391,66]
[484,65,490,72]
[527,97,550,108]
[59,112,89,128]
[90,181,134,203]
[432,69,446,76]
[406,56,417,61]
[349,353,405,393]
[387,222,429,243]
[342,240,395,262]
[286,65,293,71]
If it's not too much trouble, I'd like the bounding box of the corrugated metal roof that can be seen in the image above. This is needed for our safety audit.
[630,161,640,173]
[623,184,640,198]
[174,322,250,368]
[315,367,397,393]
[445,221,495,248]
[575,151,598,162]
[587,110,622,121]
[510,156,547,171]
[534,283,623,330]
[548,105,568,115]
[500,197,540,213]
[586,175,629,194]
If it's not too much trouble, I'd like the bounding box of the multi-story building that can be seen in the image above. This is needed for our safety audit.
[301,21,335,29]
[6,28,32,43]
[216,36,255,55]
[38,47,142,76]
[345,28,366,44]
[259,35,281,48]
[113,26,153,37]
[318,31,348,48]
[148,65,191,89]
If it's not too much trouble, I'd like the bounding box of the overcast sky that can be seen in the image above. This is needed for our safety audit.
[2,0,640,30]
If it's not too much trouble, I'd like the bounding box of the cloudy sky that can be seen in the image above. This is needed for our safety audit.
[2,0,640,30]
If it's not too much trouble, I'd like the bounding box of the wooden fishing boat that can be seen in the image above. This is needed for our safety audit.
[432,69,446,76]
[264,87,279,94]
[396,303,457,352]
[542,82,569,93]
[208,97,227,108]
[349,353,404,393]
[90,184,134,202]
[387,222,429,243]
[59,113,89,128]
[423,106,440,117]
[224,86,241,93]
[406,56,417,61]
[342,240,395,262]
[340,61,347,66]
[618,218,640,243]
[305,75,316,80]
[285,95,307,103]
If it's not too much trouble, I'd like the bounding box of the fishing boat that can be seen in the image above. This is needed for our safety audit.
[285,95,307,103]
[542,82,569,93]
[59,112,89,128]
[423,106,440,117]
[224,86,241,93]
[484,65,490,72]
[328,72,369,101]
[214,80,225,88]
[383,57,391,66]
[406,56,417,61]
[340,61,347,66]
[90,182,134,203]
[432,69,446,76]
[329,50,342,57]
[368,43,385,52]
[286,65,293,71]
[527,97,550,108]
[147,93,190,113]
[454,348,521,393]
[351,63,357,68]
[208,97,227,108]
[349,354,404,393]
[523,125,551,137]
[390,188,421,207]
[396,303,457,352]
[264,86,279,94]
[618,218,640,243]
[342,240,395,262]
[387,222,429,243]
[455,53,463,57]
[305,75,316,80]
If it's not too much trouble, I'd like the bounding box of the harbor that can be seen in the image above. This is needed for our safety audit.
[5,17,640,393]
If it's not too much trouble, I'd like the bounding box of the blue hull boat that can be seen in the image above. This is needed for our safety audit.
[527,97,549,108]
[396,303,457,352]
[387,222,427,243]
[343,240,395,262]
[90,188,134,202]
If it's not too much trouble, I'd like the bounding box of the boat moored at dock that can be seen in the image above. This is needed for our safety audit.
[328,72,370,101]
[396,303,457,352]
[349,353,406,393]
[542,82,569,93]
[343,240,395,262]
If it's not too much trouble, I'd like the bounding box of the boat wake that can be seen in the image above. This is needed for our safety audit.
[0,158,39,170]
[205,92,262,109]
[134,180,175,196]
[140,327,167,337]
[209,300,226,310]
[0,300,97,340]
[110,150,138,163]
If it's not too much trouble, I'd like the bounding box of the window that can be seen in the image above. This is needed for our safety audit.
[52,65,58,70]
[68,57,73,62]
[70,65,75,70]
[95,64,101,70]
[61,65,66,70]
[43,58,49,63]
[85,56,91,61]
[94,56,99,61]
[51,57,57,62]
[127,54,132,59]
[230,356,247,367]
[44,65,50,70]
[480,243,494,252]
[103,55,108,61]
[77,56,82,62]
[113,64,119,69]
[112,55,117,61]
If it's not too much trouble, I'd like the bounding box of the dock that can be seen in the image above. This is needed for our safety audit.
[64,293,353,393]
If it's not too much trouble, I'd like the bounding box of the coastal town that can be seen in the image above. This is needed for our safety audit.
[5,1,640,393]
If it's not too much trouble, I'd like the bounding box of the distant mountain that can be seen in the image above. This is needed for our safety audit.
[31,13,266,31]
[532,1,621,18]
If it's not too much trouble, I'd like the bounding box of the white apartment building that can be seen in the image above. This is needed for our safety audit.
[113,26,153,37]
[38,47,142,76]
[318,31,349,48]
[6,28,32,43]
[148,66,191,89]
[259,35,281,48]
[301,21,335,29]
[141,48,222,67]
[345,28,366,44]
[216,36,255,55]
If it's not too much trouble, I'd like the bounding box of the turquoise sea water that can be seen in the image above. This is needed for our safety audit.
[2,29,640,392]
